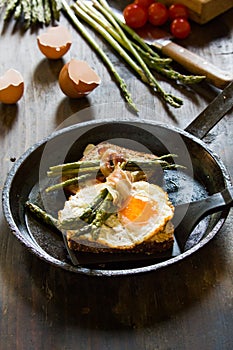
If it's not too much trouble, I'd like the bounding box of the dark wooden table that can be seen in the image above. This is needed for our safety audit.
[0,2,233,349]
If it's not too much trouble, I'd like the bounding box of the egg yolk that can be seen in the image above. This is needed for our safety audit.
[120,195,157,224]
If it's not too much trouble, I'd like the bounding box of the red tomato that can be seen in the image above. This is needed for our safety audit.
[148,2,169,26]
[170,18,191,39]
[123,3,148,28]
[134,0,155,8]
[169,3,189,20]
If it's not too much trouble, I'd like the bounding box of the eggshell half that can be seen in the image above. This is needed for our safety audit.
[59,59,101,98]
[37,26,72,59]
[0,69,24,104]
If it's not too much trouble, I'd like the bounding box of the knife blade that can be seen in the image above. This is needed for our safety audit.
[113,8,233,90]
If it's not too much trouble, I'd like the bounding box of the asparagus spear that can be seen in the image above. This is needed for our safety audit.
[51,0,61,21]
[3,0,18,21]
[25,201,58,228]
[1,0,63,26]
[44,0,52,25]
[26,195,102,232]
[21,0,31,28]
[14,2,22,20]
[0,0,7,8]
[47,154,179,176]
[72,1,182,108]
[71,190,117,240]
[153,65,205,85]
[45,173,96,193]
[90,191,116,239]
[31,0,39,24]
[96,0,161,59]
[96,0,205,85]
[26,188,111,238]
[71,2,147,81]
[79,0,171,67]
[47,165,101,178]
[61,0,138,113]
[79,187,108,222]
[59,187,109,230]
[36,0,45,24]
[47,160,100,176]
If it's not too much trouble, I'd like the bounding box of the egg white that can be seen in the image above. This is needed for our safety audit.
[59,181,174,250]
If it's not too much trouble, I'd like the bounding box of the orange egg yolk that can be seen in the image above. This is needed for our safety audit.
[120,195,157,224]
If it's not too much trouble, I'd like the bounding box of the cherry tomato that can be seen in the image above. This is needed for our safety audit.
[134,0,155,8]
[170,18,191,39]
[169,4,189,20]
[123,4,148,28]
[148,2,169,26]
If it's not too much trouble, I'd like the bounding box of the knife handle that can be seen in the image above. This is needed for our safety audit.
[161,41,232,89]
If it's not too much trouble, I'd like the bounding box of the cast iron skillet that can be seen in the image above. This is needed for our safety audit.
[2,81,233,277]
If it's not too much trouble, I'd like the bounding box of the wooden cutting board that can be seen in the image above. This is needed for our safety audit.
[161,0,233,24]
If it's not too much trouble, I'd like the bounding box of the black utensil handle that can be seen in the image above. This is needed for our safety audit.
[185,80,233,139]
[175,186,233,250]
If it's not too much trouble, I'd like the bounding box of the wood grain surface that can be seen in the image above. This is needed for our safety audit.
[0,1,233,349]
[161,0,233,24]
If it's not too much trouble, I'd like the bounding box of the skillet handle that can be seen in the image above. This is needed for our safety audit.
[174,186,233,251]
[185,80,233,139]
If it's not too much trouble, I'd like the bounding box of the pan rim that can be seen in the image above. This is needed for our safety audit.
[2,118,232,277]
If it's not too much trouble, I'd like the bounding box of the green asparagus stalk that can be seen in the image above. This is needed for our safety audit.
[95,0,184,107]
[59,187,109,230]
[73,1,183,108]
[96,0,205,85]
[61,0,138,113]
[14,2,22,20]
[96,0,161,59]
[0,0,7,8]
[48,160,100,175]
[47,165,101,178]
[3,0,18,21]
[26,188,111,239]
[25,201,58,228]
[79,0,171,67]
[154,65,206,85]
[91,191,115,225]
[44,0,52,25]
[130,171,147,182]
[51,0,61,21]
[71,2,147,83]
[72,190,117,240]
[90,191,116,239]
[36,0,45,23]
[1,0,64,26]
[79,187,108,222]
[31,0,39,24]
[45,172,100,192]
[21,0,31,27]
[131,42,172,67]
[47,154,179,176]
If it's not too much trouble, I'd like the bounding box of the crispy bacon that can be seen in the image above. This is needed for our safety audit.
[105,165,132,207]
[99,147,126,177]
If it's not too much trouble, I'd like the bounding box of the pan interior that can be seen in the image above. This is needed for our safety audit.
[5,121,230,275]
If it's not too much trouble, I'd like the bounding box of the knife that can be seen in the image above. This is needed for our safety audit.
[113,8,233,90]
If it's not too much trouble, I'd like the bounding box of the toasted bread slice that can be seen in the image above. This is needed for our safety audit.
[59,142,175,254]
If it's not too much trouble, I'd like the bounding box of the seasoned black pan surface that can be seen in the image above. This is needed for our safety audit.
[2,118,231,276]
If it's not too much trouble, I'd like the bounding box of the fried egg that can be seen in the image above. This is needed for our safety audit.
[59,180,174,251]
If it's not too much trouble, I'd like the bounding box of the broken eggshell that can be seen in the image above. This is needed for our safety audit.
[58,59,101,98]
[37,26,72,59]
[0,69,24,104]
